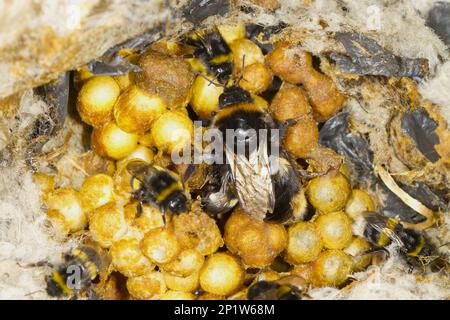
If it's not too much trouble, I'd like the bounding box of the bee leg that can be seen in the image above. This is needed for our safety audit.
[362,247,390,266]
[87,288,101,300]
[406,259,415,273]
[182,163,198,183]
[278,119,297,139]
[161,208,167,225]
[17,261,54,268]
[136,202,143,218]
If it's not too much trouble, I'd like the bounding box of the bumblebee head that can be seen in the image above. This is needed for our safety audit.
[166,191,188,214]
[219,85,253,109]
[45,275,64,297]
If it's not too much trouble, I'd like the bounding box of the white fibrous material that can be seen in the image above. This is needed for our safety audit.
[0,166,74,300]
[339,257,449,300]
[420,61,450,125]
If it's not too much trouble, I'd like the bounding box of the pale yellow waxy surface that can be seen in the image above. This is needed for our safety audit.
[127,271,167,300]
[77,67,94,82]
[92,122,139,160]
[312,250,352,287]
[190,75,224,119]
[114,73,134,91]
[315,211,353,249]
[110,237,153,277]
[217,23,246,45]
[163,271,200,293]
[230,39,265,74]
[89,203,128,248]
[46,188,87,234]
[151,111,193,154]
[124,203,165,234]
[141,227,180,265]
[33,173,55,196]
[77,76,120,127]
[114,86,167,133]
[345,189,375,220]
[116,145,155,170]
[159,291,196,300]
[344,236,372,271]
[79,174,115,213]
[306,173,351,213]
[199,253,244,296]
[286,221,323,264]
[162,249,205,277]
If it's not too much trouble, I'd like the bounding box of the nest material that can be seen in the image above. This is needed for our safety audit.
[0,0,449,299]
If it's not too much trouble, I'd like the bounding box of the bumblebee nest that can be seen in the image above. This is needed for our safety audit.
[0,0,449,299]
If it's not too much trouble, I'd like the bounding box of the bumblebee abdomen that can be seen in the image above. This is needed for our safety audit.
[72,246,101,280]
[46,271,72,297]
[247,280,302,300]
[265,157,299,223]
[148,171,177,195]
[400,230,430,257]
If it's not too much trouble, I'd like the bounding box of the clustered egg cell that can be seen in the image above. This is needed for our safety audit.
[35,18,384,300]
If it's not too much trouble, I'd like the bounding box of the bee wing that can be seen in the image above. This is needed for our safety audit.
[362,212,406,248]
[125,160,164,198]
[225,136,274,221]
[126,160,155,177]
[203,168,239,215]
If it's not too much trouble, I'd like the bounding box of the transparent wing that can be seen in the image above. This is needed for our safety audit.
[126,160,156,177]
[225,136,275,221]
[203,168,239,215]
[362,212,405,248]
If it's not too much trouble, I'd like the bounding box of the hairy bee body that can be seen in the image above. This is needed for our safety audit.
[355,212,437,265]
[184,31,233,83]
[127,160,189,216]
[202,101,300,223]
[186,27,301,223]
[46,245,106,299]
[247,280,302,300]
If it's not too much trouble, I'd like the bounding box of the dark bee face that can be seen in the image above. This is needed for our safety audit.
[218,85,253,109]
[164,190,188,214]
[46,276,64,297]
[210,62,233,83]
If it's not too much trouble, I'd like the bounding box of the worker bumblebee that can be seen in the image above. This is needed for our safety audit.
[202,96,301,223]
[46,245,109,299]
[354,212,442,268]
[247,277,304,300]
[126,160,189,218]
[183,30,233,83]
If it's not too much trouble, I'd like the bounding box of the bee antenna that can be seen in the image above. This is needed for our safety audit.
[25,290,45,297]
[236,54,246,86]
[439,242,450,248]
[193,69,223,87]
